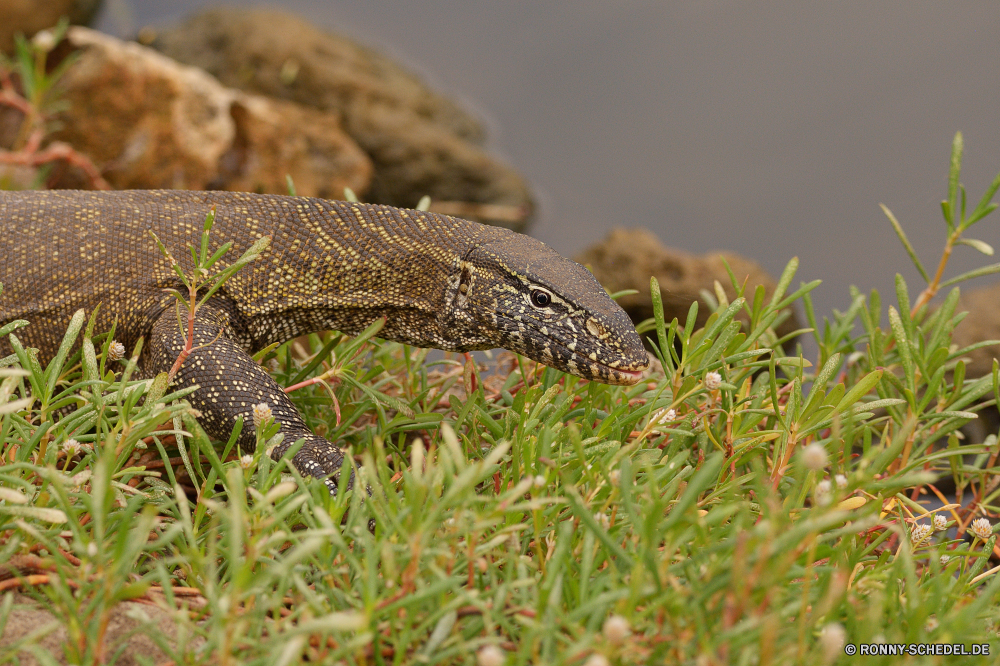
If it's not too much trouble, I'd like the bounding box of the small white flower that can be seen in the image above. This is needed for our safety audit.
[602,614,630,644]
[910,523,932,545]
[240,454,255,469]
[533,474,546,488]
[476,645,505,666]
[819,623,846,665]
[584,655,610,666]
[814,479,833,506]
[933,514,948,531]
[652,408,676,425]
[252,402,273,429]
[925,616,939,632]
[801,443,828,471]
[62,439,82,456]
[595,513,611,529]
[86,542,98,558]
[609,469,621,485]
[834,474,848,489]
[970,517,993,541]
[32,29,56,51]
[940,554,951,566]
[107,340,126,362]
[704,372,722,390]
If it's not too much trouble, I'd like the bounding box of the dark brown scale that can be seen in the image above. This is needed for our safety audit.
[0,190,648,491]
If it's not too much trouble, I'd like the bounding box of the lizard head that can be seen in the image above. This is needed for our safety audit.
[439,231,649,386]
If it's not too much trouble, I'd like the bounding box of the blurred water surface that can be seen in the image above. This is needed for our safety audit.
[99,0,1000,325]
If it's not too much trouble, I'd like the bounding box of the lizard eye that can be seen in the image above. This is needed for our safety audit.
[530,288,552,308]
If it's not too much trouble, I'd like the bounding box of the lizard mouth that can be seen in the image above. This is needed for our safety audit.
[583,356,647,386]
[546,334,648,386]
[493,315,648,385]
[604,365,646,385]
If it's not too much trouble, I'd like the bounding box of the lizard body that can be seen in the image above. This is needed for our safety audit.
[0,190,648,489]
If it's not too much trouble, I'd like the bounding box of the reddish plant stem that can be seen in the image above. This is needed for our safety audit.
[911,231,956,316]
[463,352,478,393]
[168,284,198,381]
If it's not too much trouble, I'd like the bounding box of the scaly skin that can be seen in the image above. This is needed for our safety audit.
[0,190,648,490]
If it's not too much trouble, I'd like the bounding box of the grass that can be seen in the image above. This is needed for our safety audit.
[2,134,1000,665]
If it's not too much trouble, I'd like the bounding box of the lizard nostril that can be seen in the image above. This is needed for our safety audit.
[586,317,607,339]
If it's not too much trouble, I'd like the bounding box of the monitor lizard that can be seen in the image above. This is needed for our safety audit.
[0,189,649,491]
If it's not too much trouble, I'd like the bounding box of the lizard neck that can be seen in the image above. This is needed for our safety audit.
[229,200,500,349]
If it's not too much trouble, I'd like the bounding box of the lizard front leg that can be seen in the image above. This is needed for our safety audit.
[145,298,353,493]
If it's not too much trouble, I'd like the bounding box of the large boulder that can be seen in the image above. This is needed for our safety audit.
[0,0,102,53]
[144,7,534,230]
[950,281,1000,379]
[42,27,372,197]
[575,228,801,341]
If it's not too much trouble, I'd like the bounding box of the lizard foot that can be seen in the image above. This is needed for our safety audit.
[286,437,375,532]
[286,436,355,495]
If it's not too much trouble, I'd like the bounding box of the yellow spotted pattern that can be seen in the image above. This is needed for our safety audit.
[0,190,649,490]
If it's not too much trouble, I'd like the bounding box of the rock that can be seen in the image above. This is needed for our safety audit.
[0,592,203,665]
[0,0,102,53]
[575,228,801,341]
[950,281,1000,379]
[145,7,534,230]
[215,95,373,199]
[43,27,372,196]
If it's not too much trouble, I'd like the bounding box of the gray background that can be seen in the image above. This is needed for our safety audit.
[97,1,1000,326]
